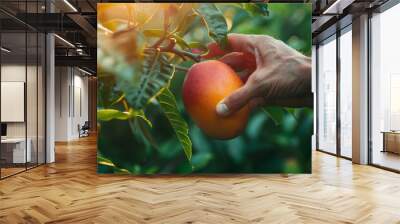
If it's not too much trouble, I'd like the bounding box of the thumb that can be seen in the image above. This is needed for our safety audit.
[216,84,251,117]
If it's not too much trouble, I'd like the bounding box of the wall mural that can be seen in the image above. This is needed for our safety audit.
[97,3,313,174]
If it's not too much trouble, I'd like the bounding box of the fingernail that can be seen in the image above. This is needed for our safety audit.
[216,101,229,116]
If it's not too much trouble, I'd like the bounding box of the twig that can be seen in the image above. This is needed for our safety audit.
[160,47,201,62]
[151,35,167,48]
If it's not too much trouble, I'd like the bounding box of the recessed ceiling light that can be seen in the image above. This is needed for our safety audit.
[63,0,78,12]
[78,67,93,76]
[54,34,75,48]
[322,0,353,15]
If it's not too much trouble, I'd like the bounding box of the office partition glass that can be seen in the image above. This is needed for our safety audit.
[0,1,46,179]
[370,3,400,171]
[0,30,28,177]
[317,35,337,154]
[339,27,352,158]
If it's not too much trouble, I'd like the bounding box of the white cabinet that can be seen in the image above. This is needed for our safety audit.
[1,138,32,163]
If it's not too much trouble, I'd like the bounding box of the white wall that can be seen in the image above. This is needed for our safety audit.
[55,67,89,141]
[1,65,39,138]
[1,64,46,164]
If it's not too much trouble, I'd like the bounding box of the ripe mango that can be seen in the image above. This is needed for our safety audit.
[183,60,249,139]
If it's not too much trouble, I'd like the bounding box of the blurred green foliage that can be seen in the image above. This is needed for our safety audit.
[98,3,312,174]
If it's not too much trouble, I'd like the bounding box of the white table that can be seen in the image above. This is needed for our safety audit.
[1,138,31,163]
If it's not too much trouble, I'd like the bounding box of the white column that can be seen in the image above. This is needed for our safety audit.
[45,0,56,163]
[46,33,55,163]
[352,14,369,164]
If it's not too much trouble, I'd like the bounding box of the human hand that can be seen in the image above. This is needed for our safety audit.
[205,33,312,116]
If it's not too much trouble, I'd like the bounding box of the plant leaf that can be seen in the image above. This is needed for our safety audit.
[98,31,174,110]
[285,108,298,121]
[244,3,269,17]
[131,109,153,128]
[175,13,198,36]
[196,3,228,49]
[191,152,213,171]
[98,109,130,121]
[110,94,125,106]
[120,49,174,109]
[262,106,286,126]
[97,155,116,167]
[157,88,192,161]
[137,118,159,149]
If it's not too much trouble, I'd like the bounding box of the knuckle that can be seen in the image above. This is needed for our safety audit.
[249,73,264,86]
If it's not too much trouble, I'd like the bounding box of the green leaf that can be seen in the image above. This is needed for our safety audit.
[137,118,159,149]
[157,88,192,161]
[110,94,125,106]
[196,3,228,49]
[98,109,130,121]
[285,108,298,121]
[126,109,156,148]
[125,49,175,109]
[99,31,174,110]
[175,13,198,36]
[97,155,131,174]
[244,3,269,17]
[132,109,153,128]
[191,152,213,171]
[262,106,286,126]
[97,155,116,167]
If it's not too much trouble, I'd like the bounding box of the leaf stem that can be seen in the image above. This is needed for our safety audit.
[160,47,201,62]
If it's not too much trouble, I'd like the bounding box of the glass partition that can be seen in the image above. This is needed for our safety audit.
[317,35,337,154]
[0,1,46,179]
[1,30,28,177]
[370,3,400,171]
[339,27,352,158]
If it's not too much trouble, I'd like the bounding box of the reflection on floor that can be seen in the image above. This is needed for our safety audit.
[1,167,25,178]
[0,136,400,223]
[373,150,400,171]
[0,163,42,178]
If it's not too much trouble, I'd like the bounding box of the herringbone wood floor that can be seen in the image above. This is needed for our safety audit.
[1,135,400,224]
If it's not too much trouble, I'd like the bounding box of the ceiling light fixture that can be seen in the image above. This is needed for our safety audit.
[54,34,75,48]
[322,0,343,15]
[1,47,11,53]
[63,0,78,12]
[78,67,93,76]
